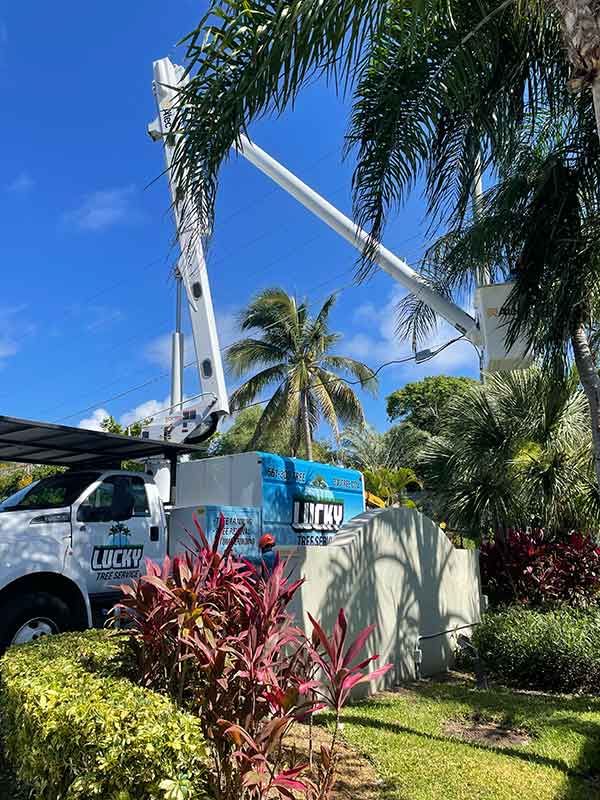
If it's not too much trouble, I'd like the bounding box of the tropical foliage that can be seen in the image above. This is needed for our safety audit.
[480,528,600,607]
[418,368,599,533]
[115,514,391,800]
[386,375,476,435]
[0,464,63,502]
[226,288,375,460]
[363,466,422,508]
[170,1,600,493]
[339,420,431,473]
[193,405,338,463]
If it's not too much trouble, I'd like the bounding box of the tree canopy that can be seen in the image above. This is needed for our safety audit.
[386,375,476,435]
[226,288,375,460]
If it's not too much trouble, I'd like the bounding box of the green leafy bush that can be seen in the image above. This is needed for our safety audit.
[473,607,600,692]
[0,630,209,800]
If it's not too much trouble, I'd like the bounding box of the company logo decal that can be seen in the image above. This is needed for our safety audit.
[291,499,344,532]
[108,521,131,546]
[91,545,144,572]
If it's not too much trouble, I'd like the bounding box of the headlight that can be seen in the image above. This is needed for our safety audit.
[30,513,71,525]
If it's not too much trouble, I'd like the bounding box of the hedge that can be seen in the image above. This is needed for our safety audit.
[0,630,209,800]
[473,606,600,693]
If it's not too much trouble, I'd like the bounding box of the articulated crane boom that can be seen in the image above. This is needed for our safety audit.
[150,58,480,349]
[147,57,530,438]
[146,59,229,445]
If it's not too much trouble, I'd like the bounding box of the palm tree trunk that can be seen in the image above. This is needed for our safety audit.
[571,322,600,490]
[301,391,313,461]
[553,1,600,141]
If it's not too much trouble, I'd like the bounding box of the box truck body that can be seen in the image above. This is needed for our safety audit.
[171,452,365,558]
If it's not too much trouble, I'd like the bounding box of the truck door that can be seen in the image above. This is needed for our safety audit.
[73,474,162,599]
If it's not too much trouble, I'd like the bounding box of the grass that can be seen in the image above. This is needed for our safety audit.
[340,678,600,800]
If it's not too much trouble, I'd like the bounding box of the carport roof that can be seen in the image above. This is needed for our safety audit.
[0,414,204,468]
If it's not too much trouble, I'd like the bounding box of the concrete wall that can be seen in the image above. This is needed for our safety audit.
[287,507,481,688]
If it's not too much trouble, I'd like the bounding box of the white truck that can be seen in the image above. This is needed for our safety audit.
[0,435,364,648]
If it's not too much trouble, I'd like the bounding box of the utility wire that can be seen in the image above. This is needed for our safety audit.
[121,335,466,430]
[55,269,357,424]
[228,335,466,415]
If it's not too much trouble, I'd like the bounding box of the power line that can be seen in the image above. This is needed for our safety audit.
[229,335,466,415]
[55,269,357,424]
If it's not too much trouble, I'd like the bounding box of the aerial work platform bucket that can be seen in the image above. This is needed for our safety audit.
[475,283,533,372]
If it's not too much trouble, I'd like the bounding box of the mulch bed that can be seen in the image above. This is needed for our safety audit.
[287,722,382,800]
[443,715,531,748]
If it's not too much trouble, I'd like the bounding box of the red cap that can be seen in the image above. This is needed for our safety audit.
[259,533,276,550]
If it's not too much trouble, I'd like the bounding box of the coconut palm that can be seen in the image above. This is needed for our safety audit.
[226,288,375,460]
[420,368,598,533]
[551,0,600,139]
[175,1,570,242]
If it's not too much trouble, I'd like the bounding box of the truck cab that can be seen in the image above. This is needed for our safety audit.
[0,469,166,647]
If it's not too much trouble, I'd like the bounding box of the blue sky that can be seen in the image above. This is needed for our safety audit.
[0,3,478,440]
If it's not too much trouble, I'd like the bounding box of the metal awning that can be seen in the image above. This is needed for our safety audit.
[0,415,205,468]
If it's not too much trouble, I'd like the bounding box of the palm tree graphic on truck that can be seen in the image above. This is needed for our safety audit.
[108,522,131,547]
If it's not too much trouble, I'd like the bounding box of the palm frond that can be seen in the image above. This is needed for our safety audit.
[226,340,286,377]
[228,364,287,410]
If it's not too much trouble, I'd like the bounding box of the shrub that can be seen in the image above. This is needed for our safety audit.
[116,513,391,800]
[0,630,209,800]
[480,528,600,607]
[473,607,600,692]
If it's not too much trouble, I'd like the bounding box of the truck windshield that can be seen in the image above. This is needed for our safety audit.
[0,472,100,512]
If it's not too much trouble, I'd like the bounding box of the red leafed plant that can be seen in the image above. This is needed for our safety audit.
[114,513,391,800]
[480,527,600,608]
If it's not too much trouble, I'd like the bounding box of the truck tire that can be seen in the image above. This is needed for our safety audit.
[0,592,73,650]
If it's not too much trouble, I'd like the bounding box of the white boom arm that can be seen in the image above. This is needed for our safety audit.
[151,58,480,345]
[148,58,229,443]
[235,136,481,344]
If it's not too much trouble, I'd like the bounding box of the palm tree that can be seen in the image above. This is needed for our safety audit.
[172,0,600,485]
[339,422,431,473]
[420,368,598,533]
[226,288,375,460]
[363,466,422,508]
[550,0,600,139]
[401,119,600,487]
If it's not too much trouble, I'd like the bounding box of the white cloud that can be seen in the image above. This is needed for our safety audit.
[0,338,18,369]
[216,309,240,350]
[85,306,125,332]
[145,334,195,370]
[6,172,34,193]
[0,307,36,368]
[63,185,139,231]
[78,394,191,433]
[344,287,478,378]
[78,408,111,432]
[119,396,172,429]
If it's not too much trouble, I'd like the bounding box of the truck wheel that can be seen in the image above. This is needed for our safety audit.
[0,592,72,649]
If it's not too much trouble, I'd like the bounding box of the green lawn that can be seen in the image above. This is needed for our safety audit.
[340,679,600,800]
